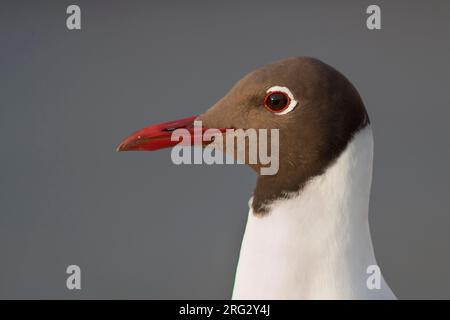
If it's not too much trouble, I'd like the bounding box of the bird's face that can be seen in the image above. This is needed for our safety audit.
[118,57,366,175]
[117,57,369,213]
[195,57,329,173]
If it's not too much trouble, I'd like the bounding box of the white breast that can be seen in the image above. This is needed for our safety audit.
[232,126,396,300]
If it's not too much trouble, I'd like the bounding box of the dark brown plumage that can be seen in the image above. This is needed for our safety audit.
[197,57,369,214]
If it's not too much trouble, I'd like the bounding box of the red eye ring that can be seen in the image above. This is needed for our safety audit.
[263,91,291,113]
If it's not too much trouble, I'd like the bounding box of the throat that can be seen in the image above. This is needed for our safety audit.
[232,127,393,299]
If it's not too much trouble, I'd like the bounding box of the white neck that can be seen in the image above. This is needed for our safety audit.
[232,126,395,299]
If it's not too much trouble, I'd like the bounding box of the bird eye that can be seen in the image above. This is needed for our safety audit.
[264,86,298,115]
[264,92,290,112]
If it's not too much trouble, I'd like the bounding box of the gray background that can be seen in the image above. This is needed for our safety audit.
[0,0,449,299]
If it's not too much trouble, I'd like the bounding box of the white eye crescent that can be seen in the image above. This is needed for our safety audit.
[264,86,298,115]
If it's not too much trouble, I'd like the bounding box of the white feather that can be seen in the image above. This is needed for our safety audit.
[232,126,396,299]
